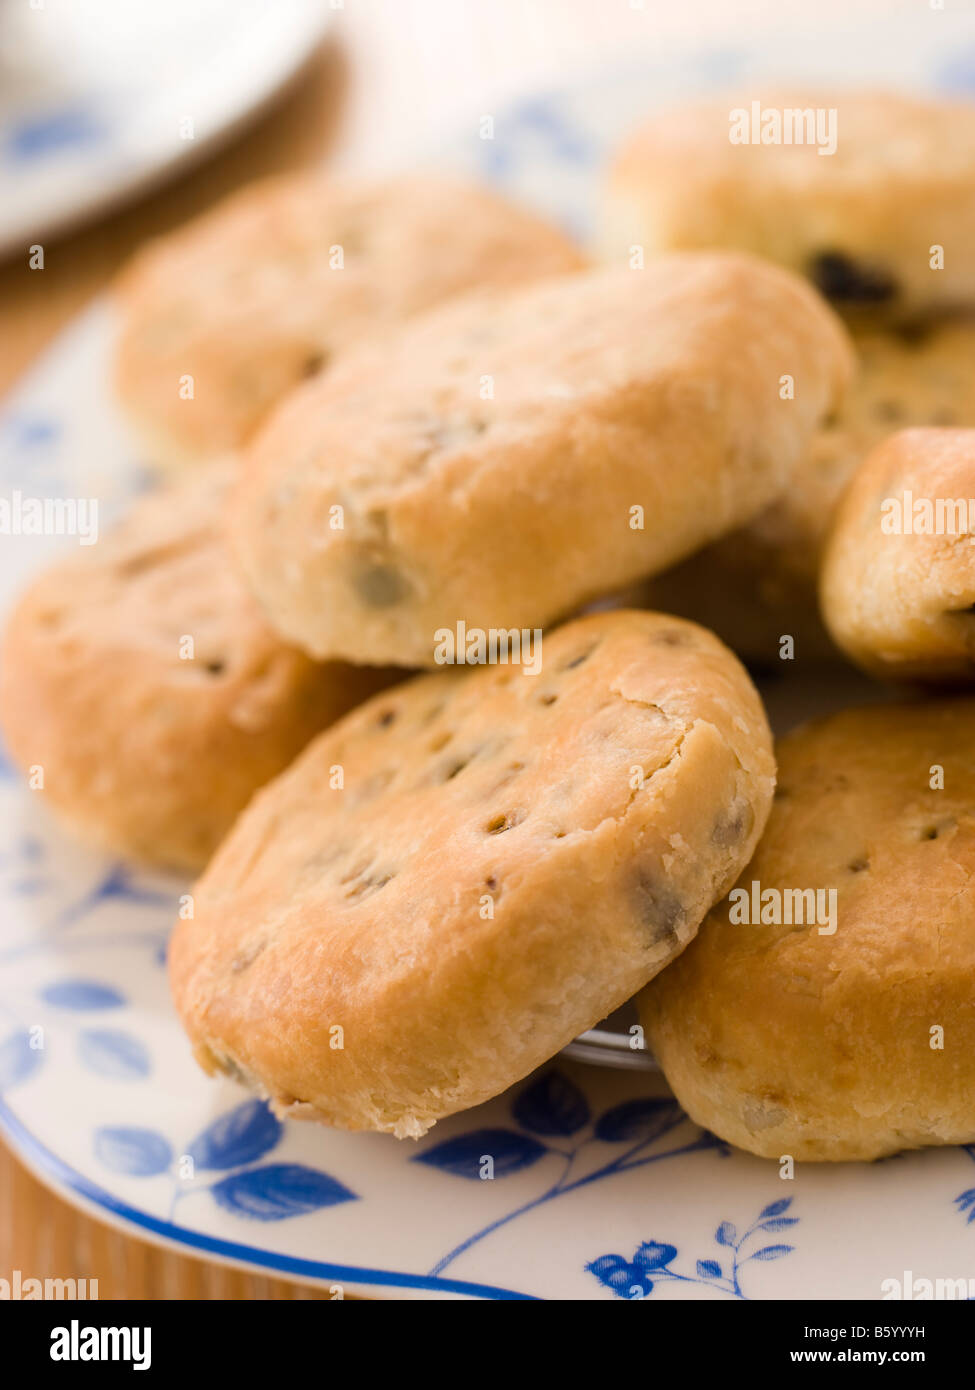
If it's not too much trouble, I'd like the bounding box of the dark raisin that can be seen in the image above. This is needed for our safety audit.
[632,873,685,946]
[301,349,329,378]
[808,251,897,304]
[562,646,595,670]
[891,319,935,349]
[352,562,411,607]
[712,802,753,848]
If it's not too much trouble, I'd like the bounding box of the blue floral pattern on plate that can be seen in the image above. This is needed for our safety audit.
[587,1198,798,1299]
[4,26,975,1298]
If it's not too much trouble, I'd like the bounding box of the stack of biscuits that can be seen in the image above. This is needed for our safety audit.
[4,92,975,1164]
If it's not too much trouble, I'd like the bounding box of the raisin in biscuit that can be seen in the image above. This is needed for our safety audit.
[605,91,975,319]
[640,700,975,1161]
[0,464,396,871]
[115,175,584,467]
[645,319,975,662]
[232,254,852,668]
[821,428,975,680]
[169,609,775,1138]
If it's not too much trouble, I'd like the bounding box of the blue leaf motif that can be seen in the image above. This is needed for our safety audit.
[209,1164,356,1220]
[0,1030,44,1089]
[188,1100,281,1171]
[697,1259,722,1279]
[759,1197,793,1219]
[585,1254,651,1299]
[512,1070,589,1136]
[413,1128,547,1179]
[77,1029,150,1080]
[594,1097,684,1144]
[716,1221,737,1246]
[41,979,124,1011]
[633,1241,676,1272]
[956,1188,975,1223]
[625,1273,653,1299]
[94,1126,172,1176]
[758,1217,799,1233]
[750,1244,794,1261]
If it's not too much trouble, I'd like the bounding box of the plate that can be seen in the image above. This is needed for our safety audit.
[3,27,975,1301]
[0,0,332,256]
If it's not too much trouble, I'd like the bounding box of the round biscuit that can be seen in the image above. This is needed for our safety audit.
[232,254,853,667]
[169,609,775,1138]
[821,427,975,680]
[640,699,975,1161]
[115,174,584,466]
[0,464,397,870]
[604,90,975,318]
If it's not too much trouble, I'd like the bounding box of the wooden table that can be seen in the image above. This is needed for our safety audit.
[0,0,865,1300]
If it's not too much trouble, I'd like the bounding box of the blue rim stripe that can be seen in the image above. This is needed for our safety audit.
[0,1097,539,1300]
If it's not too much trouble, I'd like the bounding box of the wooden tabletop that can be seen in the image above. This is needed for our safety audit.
[0,0,867,1300]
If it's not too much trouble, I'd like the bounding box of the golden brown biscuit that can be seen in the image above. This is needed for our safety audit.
[115,174,585,467]
[645,319,975,663]
[605,91,975,318]
[640,700,975,1161]
[821,428,975,680]
[232,255,852,668]
[169,609,775,1138]
[0,465,396,871]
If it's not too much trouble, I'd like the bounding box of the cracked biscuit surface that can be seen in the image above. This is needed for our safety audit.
[232,253,852,667]
[821,428,975,680]
[169,609,775,1138]
[115,174,584,466]
[0,463,396,871]
[640,700,975,1161]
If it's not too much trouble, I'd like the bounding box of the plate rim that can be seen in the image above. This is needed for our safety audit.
[0,1096,538,1301]
[0,1,334,256]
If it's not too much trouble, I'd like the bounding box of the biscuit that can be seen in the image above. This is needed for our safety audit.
[168,609,775,1138]
[0,464,396,871]
[645,319,975,662]
[115,175,585,466]
[821,428,975,680]
[605,91,975,319]
[640,700,975,1161]
[232,254,853,668]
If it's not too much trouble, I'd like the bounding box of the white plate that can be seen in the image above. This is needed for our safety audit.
[0,0,332,256]
[3,26,975,1301]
